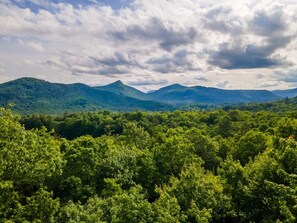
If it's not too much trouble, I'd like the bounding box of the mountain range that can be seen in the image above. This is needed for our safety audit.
[0,77,297,114]
[0,78,171,114]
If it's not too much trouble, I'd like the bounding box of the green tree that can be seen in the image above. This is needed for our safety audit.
[153,128,199,183]
[160,163,231,222]
[0,108,64,192]
[19,188,60,223]
[186,128,221,171]
[233,130,268,165]
[277,118,297,138]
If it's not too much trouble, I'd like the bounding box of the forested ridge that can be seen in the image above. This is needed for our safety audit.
[1,107,297,222]
[2,77,294,114]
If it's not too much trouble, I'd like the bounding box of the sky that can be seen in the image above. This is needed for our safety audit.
[0,0,297,91]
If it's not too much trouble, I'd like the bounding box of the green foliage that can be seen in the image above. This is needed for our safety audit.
[277,118,297,138]
[118,122,151,149]
[153,128,199,183]
[1,107,297,222]
[20,188,60,223]
[0,181,21,220]
[230,96,297,113]
[153,191,185,222]
[0,108,64,191]
[186,128,221,171]
[159,163,231,222]
[241,148,297,222]
[58,198,105,223]
[102,185,155,223]
[233,130,268,165]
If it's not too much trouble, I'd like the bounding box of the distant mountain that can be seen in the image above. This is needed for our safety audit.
[148,84,281,105]
[0,78,172,114]
[272,88,297,98]
[95,80,149,100]
[99,82,281,105]
[226,96,297,113]
[0,78,287,114]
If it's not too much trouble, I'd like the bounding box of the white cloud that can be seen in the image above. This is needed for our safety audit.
[17,38,44,52]
[27,41,44,52]
[0,0,296,90]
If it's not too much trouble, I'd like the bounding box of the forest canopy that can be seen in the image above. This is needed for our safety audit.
[1,107,297,222]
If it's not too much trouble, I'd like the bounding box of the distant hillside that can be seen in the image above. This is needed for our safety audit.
[147,84,281,105]
[272,88,297,98]
[0,78,289,114]
[97,81,281,105]
[0,78,172,114]
[225,96,297,113]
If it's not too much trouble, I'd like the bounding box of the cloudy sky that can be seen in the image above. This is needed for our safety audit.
[0,0,297,91]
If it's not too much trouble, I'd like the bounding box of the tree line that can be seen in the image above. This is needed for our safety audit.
[1,108,297,222]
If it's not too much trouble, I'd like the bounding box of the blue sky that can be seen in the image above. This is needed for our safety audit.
[0,0,297,91]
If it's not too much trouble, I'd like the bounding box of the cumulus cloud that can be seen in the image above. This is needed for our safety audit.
[203,6,244,35]
[46,52,139,76]
[111,17,199,51]
[250,4,288,36]
[275,68,297,84]
[147,49,202,73]
[0,0,297,90]
[208,3,295,69]
[208,39,293,69]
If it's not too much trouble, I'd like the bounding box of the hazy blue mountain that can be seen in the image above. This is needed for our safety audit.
[148,84,281,105]
[0,78,172,114]
[95,80,149,100]
[272,88,297,98]
[0,78,286,114]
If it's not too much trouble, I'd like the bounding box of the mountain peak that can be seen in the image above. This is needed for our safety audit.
[170,83,184,88]
[154,83,186,92]
[95,79,148,100]
[111,80,124,86]
[8,77,45,83]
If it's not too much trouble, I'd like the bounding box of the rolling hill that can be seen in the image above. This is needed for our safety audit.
[147,84,281,105]
[0,78,172,114]
[272,88,297,98]
[0,77,287,114]
[96,81,281,105]
[225,96,297,113]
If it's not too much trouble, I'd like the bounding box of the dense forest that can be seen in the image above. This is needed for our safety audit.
[1,106,297,222]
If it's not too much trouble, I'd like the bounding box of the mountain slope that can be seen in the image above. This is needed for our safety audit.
[272,88,297,98]
[148,84,281,105]
[226,96,297,113]
[0,78,172,114]
[94,80,149,100]
[0,78,288,114]
[95,80,149,100]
